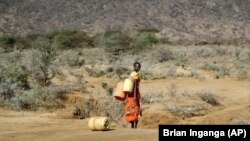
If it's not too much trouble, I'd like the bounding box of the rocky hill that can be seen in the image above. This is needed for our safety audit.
[0,0,250,44]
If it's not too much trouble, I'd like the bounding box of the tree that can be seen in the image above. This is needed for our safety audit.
[32,41,57,86]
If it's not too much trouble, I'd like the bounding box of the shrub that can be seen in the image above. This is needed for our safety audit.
[105,97,124,125]
[52,30,93,49]
[139,71,149,80]
[0,36,16,52]
[169,59,187,66]
[101,82,113,96]
[167,83,179,97]
[97,31,131,53]
[130,33,159,54]
[191,70,205,81]
[167,104,206,118]
[57,50,84,67]
[12,86,68,110]
[97,31,159,54]
[194,46,215,58]
[136,27,160,33]
[0,83,16,103]
[115,67,129,76]
[0,36,31,52]
[229,68,248,80]
[197,90,219,106]
[106,67,114,73]
[199,62,220,71]
[141,90,164,104]
[217,66,230,78]
[0,52,30,109]
[95,70,105,77]
[156,48,174,62]
[31,41,57,86]
[166,65,177,78]
[195,40,209,45]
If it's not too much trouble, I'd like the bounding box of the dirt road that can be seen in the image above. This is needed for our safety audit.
[0,111,158,141]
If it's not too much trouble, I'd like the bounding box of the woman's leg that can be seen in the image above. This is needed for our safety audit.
[134,121,138,128]
[130,121,134,128]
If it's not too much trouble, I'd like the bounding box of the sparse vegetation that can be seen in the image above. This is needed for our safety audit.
[96,31,131,53]
[0,36,16,52]
[105,98,125,125]
[0,52,30,108]
[130,32,159,54]
[52,30,93,49]
[96,31,159,54]
[197,89,220,106]
[141,90,164,104]
[15,86,69,110]
[146,85,205,119]
[155,47,174,62]
[0,30,249,119]
[1,30,249,82]
[167,104,206,118]
[167,83,179,97]
[70,93,124,125]
[101,82,113,96]
[56,50,85,67]
[31,41,57,86]
[0,34,89,110]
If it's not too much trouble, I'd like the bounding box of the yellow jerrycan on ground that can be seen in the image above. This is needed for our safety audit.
[88,117,111,131]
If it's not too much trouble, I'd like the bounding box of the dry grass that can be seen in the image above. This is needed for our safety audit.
[141,89,164,104]
[196,89,220,106]
[0,30,249,118]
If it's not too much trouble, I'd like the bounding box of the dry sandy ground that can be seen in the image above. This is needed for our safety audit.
[0,77,249,141]
[0,111,157,141]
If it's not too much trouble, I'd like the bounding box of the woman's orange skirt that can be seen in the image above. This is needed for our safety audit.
[124,93,140,122]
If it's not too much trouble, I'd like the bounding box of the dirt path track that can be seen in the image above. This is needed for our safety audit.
[0,112,157,141]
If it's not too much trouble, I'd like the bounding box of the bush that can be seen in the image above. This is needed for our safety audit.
[229,68,248,80]
[167,104,206,118]
[57,50,84,67]
[139,71,149,80]
[169,59,187,66]
[105,97,124,125]
[0,51,70,110]
[115,67,129,76]
[199,63,220,71]
[31,42,57,86]
[0,83,16,103]
[195,40,209,45]
[197,90,219,106]
[194,46,215,58]
[11,86,68,110]
[97,31,131,53]
[0,36,16,52]
[130,33,159,54]
[0,36,31,52]
[97,31,159,54]
[141,90,164,104]
[136,27,160,33]
[0,52,29,90]
[101,82,113,96]
[156,48,174,62]
[167,83,179,97]
[51,30,93,49]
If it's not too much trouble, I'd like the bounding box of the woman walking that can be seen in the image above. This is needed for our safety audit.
[124,62,142,128]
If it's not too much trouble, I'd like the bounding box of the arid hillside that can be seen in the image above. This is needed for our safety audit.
[0,0,250,44]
